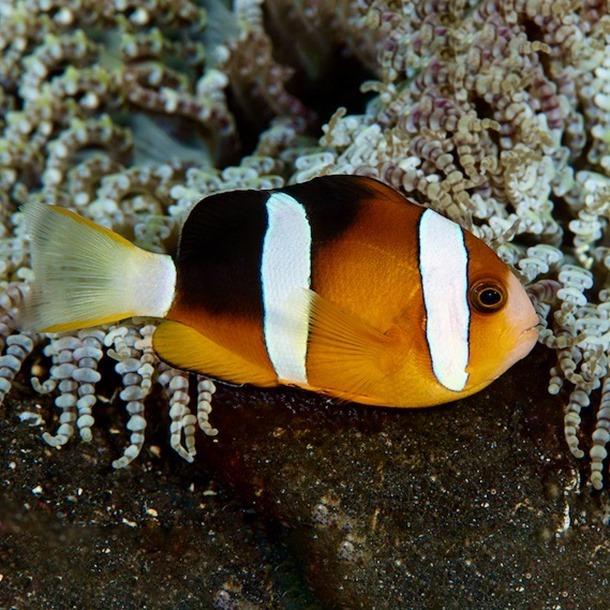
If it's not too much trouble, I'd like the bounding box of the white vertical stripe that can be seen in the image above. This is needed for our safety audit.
[261,192,312,384]
[419,209,469,392]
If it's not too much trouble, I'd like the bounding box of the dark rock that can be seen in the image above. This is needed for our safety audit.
[2,347,609,609]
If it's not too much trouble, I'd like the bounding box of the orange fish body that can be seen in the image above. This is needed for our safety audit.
[24,175,538,407]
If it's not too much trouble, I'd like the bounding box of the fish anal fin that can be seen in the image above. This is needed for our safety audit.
[296,289,402,404]
[153,320,278,387]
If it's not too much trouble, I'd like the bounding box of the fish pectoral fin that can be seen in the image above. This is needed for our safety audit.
[294,289,399,402]
[153,320,278,387]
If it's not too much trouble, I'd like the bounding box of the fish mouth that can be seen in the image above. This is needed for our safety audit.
[521,324,538,337]
[519,312,540,339]
[518,325,539,347]
[521,318,540,339]
[509,324,539,364]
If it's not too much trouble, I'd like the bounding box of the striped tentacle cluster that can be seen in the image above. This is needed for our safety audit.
[24,320,217,469]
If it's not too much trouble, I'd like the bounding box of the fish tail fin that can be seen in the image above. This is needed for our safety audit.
[22,201,177,333]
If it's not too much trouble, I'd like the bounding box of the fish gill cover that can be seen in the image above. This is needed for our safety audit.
[0,0,609,487]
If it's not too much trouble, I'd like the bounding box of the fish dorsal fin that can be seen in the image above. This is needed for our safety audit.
[295,289,402,404]
[283,174,410,210]
[153,320,278,387]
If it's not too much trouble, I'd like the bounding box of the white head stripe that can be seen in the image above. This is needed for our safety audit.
[261,192,312,384]
[419,209,469,392]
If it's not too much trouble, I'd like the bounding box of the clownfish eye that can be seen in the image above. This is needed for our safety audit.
[469,280,506,313]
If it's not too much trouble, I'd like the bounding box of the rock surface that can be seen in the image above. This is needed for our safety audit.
[2,347,610,609]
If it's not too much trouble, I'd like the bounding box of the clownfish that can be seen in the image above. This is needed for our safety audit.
[22,175,538,408]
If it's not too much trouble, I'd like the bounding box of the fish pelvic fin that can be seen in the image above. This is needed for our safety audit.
[21,201,176,332]
[291,289,404,406]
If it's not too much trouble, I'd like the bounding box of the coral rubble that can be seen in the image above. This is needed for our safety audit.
[2,0,610,488]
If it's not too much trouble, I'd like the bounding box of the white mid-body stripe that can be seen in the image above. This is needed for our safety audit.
[419,209,470,392]
[261,192,312,384]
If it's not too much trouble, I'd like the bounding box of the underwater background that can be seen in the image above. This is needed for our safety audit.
[2,0,610,607]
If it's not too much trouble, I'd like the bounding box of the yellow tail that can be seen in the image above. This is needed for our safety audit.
[22,201,176,333]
